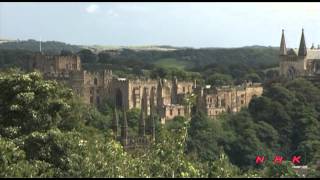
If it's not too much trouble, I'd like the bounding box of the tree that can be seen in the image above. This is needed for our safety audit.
[0,137,55,178]
[222,110,275,169]
[143,126,202,178]
[150,67,169,79]
[244,73,261,83]
[207,153,240,178]
[263,161,299,178]
[77,49,98,63]
[60,49,73,56]
[187,111,223,162]
[0,71,72,136]
[165,116,187,131]
[206,73,233,86]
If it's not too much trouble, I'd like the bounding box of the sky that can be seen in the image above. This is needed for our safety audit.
[0,2,320,48]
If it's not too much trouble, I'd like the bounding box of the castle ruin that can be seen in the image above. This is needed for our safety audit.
[27,52,263,124]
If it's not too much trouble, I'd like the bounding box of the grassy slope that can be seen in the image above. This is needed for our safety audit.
[153,58,190,70]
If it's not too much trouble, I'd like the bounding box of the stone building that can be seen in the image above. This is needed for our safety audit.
[28,52,81,74]
[279,29,320,79]
[110,77,195,124]
[26,52,263,123]
[196,82,263,118]
[26,52,195,123]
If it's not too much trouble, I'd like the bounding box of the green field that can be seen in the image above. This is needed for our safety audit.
[153,58,190,70]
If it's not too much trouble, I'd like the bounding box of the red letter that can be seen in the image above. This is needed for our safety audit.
[256,156,265,164]
[273,155,283,164]
[291,156,301,165]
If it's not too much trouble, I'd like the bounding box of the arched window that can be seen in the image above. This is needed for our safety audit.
[94,78,98,85]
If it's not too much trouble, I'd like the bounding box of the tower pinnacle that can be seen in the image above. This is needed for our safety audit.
[280,29,287,56]
[298,28,307,56]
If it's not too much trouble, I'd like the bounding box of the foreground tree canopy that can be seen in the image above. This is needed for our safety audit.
[0,70,319,177]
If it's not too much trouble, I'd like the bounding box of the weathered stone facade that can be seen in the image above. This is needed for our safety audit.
[27,52,263,123]
[196,82,263,118]
[279,29,320,79]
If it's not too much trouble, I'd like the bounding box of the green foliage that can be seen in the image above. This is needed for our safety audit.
[1,70,320,178]
[0,40,81,55]
[77,49,98,63]
[248,78,320,165]
[244,73,262,83]
[0,137,55,178]
[263,161,299,178]
[165,116,187,131]
[221,110,276,169]
[144,127,202,178]
[206,73,233,86]
[0,71,72,135]
[187,111,223,162]
[154,58,189,70]
[207,153,240,178]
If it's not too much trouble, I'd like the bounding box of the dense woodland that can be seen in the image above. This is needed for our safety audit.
[0,40,320,177]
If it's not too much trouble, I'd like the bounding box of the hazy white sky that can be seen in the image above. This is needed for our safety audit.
[0,2,319,48]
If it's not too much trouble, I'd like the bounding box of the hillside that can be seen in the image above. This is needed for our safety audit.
[0,39,280,84]
[93,46,279,70]
[0,39,82,55]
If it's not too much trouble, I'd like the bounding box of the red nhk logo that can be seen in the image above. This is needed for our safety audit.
[255,155,302,165]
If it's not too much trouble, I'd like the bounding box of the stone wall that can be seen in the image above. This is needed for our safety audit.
[197,83,263,118]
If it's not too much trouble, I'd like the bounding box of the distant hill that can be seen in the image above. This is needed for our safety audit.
[0,39,191,54]
[0,39,280,79]
[78,45,187,53]
[0,39,82,55]
[95,46,279,69]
